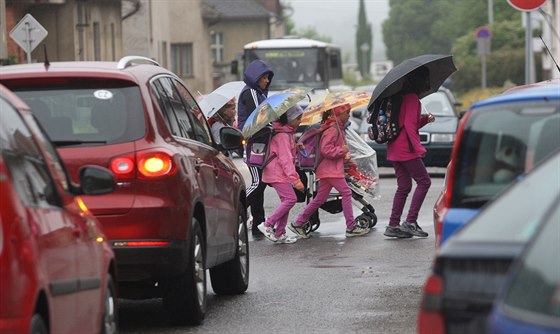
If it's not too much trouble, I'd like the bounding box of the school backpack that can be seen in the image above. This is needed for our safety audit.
[296,126,325,171]
[245,125,277,168]
[367,95,402,144]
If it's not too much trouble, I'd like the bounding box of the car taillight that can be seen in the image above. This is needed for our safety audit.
[444,111,470,208]
[110,156,135,178]
[418,274,445,334]
[109,150,176,180]
[137,151,175,178]
[435,208,446,248]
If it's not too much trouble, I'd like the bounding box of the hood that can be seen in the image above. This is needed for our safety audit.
[243,60,274,93]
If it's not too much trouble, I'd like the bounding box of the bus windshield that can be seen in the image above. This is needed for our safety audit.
[245,48,327,90]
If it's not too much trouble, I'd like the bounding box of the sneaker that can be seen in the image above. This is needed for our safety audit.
[401,221,429,237]
[345,225,370,237]
[246,213,253,229]
[257,223,277,242]
[275,233,297,244]
[383,225,413,238]
[288,223,309,239]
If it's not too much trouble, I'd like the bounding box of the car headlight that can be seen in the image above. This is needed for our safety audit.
[431,133,456,142]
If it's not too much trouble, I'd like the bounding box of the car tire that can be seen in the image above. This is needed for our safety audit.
[30,314,48,334]
[162,217,206,325]
[101,274,118,334]
[210,203,249,295]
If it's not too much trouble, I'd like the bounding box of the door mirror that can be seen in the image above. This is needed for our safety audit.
[76,165,115,195]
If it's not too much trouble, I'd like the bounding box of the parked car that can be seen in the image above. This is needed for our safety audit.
[433,79,560,247]
[418,150,560,334]
[488,194,560,334]
[0,56,248,325]
[0,84,117,333]
[358,86,462,167]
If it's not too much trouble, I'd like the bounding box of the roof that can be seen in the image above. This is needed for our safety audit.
[244,37,336,49]
[471,79,560,109]
[203,0,271,20]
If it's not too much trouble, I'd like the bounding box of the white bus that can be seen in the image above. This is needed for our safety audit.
[239,37,346,104]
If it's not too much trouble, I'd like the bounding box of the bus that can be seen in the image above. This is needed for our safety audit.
[239,37,346,104]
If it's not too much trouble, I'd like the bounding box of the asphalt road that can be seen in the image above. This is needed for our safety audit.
[118,158,444,334]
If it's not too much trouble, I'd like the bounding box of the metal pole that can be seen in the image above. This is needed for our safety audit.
[24,22,31,63]
[481,52,487,89]
[488,0,493,25]
[525,11,533,84]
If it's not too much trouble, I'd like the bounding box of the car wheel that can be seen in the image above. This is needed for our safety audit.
[101,274,118,334]
[29,314,48,334]
[162,218,206,325]
[210,203,250,295]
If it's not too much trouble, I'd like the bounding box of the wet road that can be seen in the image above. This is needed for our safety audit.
[118,159,444,333]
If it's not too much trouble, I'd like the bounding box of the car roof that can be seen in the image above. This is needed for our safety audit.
[470,79,560,109]
[0,57,175,83]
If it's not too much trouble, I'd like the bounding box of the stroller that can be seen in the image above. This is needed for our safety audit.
[299,125,380,234]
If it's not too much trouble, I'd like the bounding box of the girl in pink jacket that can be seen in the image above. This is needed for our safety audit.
[257,105,305,243]
[289,103,370,238]
[384,66,435,239]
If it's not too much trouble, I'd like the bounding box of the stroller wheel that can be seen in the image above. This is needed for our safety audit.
[355,215,371,229]
[365,212,377,228]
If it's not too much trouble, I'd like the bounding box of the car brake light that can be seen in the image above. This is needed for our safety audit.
[110,156,135,178]
[435,208,446,248]
[137,152,175,178]
[113,241,170,247]
[418,274,445,334]
[444,111,470,208]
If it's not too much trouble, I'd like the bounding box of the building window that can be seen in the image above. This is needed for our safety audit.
[210,32,223,63]
[171,43,192,77]
[93,22,101,61]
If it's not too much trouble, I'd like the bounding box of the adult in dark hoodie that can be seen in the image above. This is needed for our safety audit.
[237,60,274,234]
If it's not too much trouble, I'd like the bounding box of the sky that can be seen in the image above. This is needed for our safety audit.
[285,0,390,64]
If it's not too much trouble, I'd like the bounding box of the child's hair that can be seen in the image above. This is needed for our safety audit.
[278,112,289,125]
[321,109,333,123]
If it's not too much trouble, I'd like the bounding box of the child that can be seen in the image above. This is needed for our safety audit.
[257,105,305,243]
[290,103,370,238]
[208,97,236,158]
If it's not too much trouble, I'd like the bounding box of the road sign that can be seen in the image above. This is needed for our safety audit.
[507,0,547,11]
[9,13,48,61]
[475,27,491,39]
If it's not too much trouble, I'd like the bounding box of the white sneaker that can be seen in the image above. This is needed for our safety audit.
[257,223,277,242]
[246,212,253,229]
[275,233,297,244]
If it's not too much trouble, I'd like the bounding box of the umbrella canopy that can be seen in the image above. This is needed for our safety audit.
[300,90,371,126]
[368,54,456,109]
[199,81,245,118]
[242,87,311,138]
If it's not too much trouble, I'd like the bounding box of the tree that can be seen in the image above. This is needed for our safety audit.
[356,0,372,78]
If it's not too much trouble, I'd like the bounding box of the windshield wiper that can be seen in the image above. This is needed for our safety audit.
[53,140,107,147]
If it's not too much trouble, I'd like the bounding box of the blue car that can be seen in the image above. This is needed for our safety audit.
[488,178,560,334]
[433,79,560,247]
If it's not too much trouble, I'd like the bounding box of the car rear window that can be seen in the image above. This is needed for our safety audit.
[10,82,145,146]
[455,152,560,243]
[451,100,560,208]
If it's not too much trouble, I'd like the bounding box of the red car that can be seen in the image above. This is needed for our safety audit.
[0,85,117,333]
[0,56,248,325]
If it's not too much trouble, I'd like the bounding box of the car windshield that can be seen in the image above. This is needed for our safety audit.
[421,91,455,117]
[13,83,145,146]
[455,151,560,243]
[451,100,560,208]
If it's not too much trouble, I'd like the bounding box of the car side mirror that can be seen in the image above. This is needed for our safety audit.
[75,165,115,195]
[220,127,243,151]
[458,110,467,119]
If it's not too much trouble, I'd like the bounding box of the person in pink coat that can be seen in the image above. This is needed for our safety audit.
[257,105,305,243]
[289,103,370,238]
[384,65,435,239]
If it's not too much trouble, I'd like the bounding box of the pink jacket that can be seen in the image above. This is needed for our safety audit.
[315,119,347,179]
[387,93,430,162]
[262,121,301,184]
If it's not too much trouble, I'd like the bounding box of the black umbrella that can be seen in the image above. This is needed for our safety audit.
[368,54,457,109]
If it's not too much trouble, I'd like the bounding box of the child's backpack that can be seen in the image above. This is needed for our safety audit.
[245,125,277,168]
[367,95,402,144]
[296,127,325,171]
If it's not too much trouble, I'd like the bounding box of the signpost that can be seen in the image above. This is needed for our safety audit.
[476,27,491,89]
[9,14,48,64]
[507,0,548,84]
